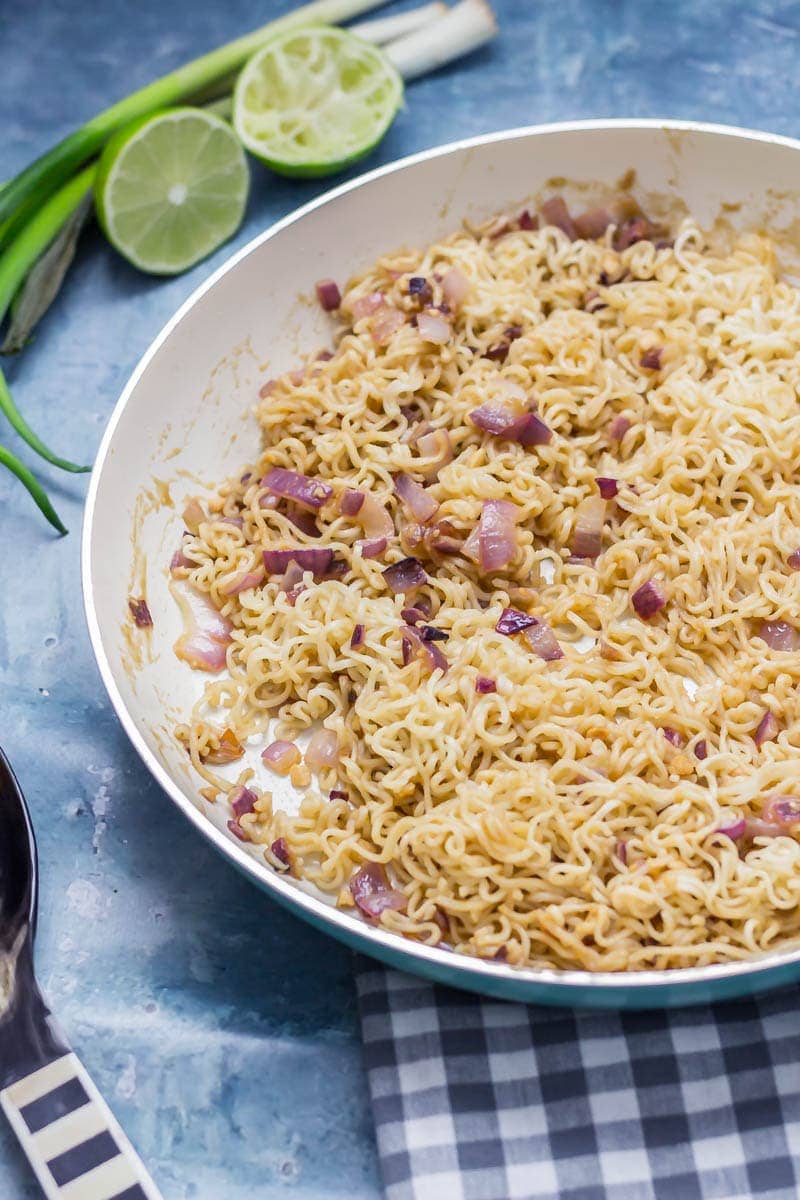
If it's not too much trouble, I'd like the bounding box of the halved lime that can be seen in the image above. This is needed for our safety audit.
[95,108,250,275]
[233,26,403,179]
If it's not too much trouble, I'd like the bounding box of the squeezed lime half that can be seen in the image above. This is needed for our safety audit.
[233,25,403,179]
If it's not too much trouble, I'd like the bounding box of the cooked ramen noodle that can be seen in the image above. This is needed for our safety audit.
[166,195,800,972]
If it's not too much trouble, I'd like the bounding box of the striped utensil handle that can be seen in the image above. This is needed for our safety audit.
[1,1051,162,1200]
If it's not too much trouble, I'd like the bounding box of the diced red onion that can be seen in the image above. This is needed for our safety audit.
[324,557,348,581]
[461,523,481,562]
[597,476,619,499]
[383,557,427,595]
[417,310,451,344]
[718,817,747,841]
[305,728,339,771]
[470,400,519,435]
[128,597,153,628]
[285,504,321,538]
[608,414,631,441]
[632,579,668,619]
[518,209,537,231]
[394,473,439,523]
[350,863,407,921]
[614,214,659,250]
[400,607,426,625]
[371,306,405,345]
[433,907,451,940]
[219,565,265,596]
[408,276,433,303]
[758,620,800,651]
[202,728,244,764]
[476,676,497,694]
[340,488,365,516]
[441,267,470,309]
[694,739,708,761]
[599,640,623,661]
[219,516,244,529]
[261,740,301,774]
[572,495,606,560]
[263,547,333,578]
[401,625,448,674]
[478,499,519,572]
[263,467,332,512]
[279,560,304,594]
[170,549,195,574]
[573,208,614,239]
[426,521,461,556]
[358,490,394,538]
[356,537,388,559]
[470,401,552,447]
[259,380,276,399]
[284,583,306,606]
[351,623,365,648]
[514,411,553,447]
[485,340,511,362]
[524,619,565,661]
[173,583,232,672]
[315,278,341,311]
[763,795,800,826]
[415,429,453,480]
[496,607,537,635]
[350,292,384,320]
[754,710,779,747]
[420,625,448,642]
[662,727,684,748]
[182,498,206,533]
[640,346,663,370]
[615,840,628,864]
[270,838,291,869]
[227,818,250,843]
[230,785,257,819]
[541,196,576,238]
[787,549,800,570]
[329,789,349,801]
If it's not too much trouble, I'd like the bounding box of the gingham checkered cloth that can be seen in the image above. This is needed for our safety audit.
[356,963,800,1200]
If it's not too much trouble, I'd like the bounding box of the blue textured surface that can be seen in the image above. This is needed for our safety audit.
[2,1,800,1195]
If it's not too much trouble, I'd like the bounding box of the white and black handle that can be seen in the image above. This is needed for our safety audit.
[2,1049,162,1200]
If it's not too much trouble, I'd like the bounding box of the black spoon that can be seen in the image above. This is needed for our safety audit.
[0,747,162,1199]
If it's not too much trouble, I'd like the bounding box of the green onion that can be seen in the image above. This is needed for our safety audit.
[0,165,96,329]
[0,368,89,473]
[0,441,67,534]
[0,0,390,236]
[0,167,95,471]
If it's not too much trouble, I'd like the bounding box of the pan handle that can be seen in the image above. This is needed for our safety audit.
[1,1049,163,1200]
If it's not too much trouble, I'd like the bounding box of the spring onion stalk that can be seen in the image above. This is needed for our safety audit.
[0,167,95,471]
[385,0,496,81]
[0,369,89,473]
[0,190,44,257]
[0,0,391,236]
[0,442,67,534]
[0,166,96,328]
[353,2,448,44]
